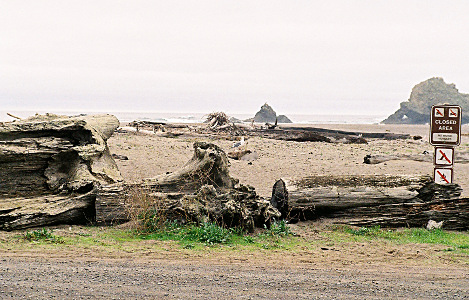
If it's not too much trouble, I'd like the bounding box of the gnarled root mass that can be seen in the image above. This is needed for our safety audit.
[96,142,280,232]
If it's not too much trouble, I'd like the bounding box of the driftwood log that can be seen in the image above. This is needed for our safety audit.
[0,114,122,230]
[271,175,469,230]
[281,126,411,140]
[0,116,280,231]
[96,142,280,231]
[364,152,469,164]
[141,142,237,193]
[203,124,410,144]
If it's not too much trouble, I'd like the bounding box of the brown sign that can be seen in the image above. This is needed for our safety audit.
[430,105,461,146]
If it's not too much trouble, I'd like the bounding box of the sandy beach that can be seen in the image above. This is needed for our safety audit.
[108,123,469,198]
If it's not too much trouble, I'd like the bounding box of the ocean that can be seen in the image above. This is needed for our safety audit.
[0,110,387,125]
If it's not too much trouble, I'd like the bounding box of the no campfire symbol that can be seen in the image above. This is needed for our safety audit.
[434,168,453,185]
[434,147,454,166]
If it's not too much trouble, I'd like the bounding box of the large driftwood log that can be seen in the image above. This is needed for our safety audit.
[364,152,469,164]
[281,126,411,140]
[96,142,280,231]
[0,193,95,231]
[271,175,468,230]
[141,142,238,193]
[0,114,122,230]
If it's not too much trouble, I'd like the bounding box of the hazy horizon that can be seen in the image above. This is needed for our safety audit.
[2,1,469,116]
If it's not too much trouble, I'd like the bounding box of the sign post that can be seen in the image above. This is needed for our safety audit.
[429,105,462,184]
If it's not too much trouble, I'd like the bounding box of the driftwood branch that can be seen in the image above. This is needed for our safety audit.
[364,151,469,164]
[6,113,22,120]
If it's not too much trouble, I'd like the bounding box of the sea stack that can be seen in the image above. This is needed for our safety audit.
[251,103,292,123]
[383,77,469,124]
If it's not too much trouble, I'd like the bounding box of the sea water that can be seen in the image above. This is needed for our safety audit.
[0,110,386,125]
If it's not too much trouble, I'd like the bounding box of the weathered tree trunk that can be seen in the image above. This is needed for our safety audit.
[364,152,469,164]
[280,126,411,140]
[0,193,96,231]
[0,114,122,230]
[254,129,368,143]
[271,175,468,230]
[95,142,280,231]
[141,142,238,193]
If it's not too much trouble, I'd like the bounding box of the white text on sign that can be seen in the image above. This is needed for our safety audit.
[432,133,458,143]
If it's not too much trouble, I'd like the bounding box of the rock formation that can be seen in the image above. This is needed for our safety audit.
[249,103,293,123]
[383,77,469,124]
[0,113,122,230]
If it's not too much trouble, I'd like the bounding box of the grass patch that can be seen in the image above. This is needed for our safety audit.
[331,225,469,254]
[138,220,294,249]
[23,228,64,244]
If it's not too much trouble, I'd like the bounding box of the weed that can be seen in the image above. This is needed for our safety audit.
[243,236,255,244]
[185,222,231,245]
[23,228,63,244]
[266,220,291,237]
[183,243,195,249]
[126,187,170,233]
[347,226,382,236]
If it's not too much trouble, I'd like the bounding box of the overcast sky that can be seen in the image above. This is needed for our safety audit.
[1,1,469,116]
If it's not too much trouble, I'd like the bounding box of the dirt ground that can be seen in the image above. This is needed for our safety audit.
[1,256,468,299]
[0,220,468,299]
[1,124,468,299]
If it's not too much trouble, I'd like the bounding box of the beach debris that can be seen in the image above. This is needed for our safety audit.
[271,175,468,230]
[205,112,230,128]
[364,151,469,165]
[112,154,129,160]
[427,219,444,230]
[6,112,22,120]
[0,113,122,230]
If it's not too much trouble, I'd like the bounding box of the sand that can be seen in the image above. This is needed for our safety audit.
[108,124,469,198]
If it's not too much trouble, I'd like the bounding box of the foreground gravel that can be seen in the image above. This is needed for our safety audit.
[1,257,468,299]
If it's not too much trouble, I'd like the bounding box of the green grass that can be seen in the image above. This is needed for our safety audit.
[23,228,64,244]
[4,223,468,264]
[138,220,294,249]
[332,225,469,254]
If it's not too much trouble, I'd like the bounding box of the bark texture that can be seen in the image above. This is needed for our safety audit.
[0,114,122,230]
[271,175,468,230]
[96,142,280,231]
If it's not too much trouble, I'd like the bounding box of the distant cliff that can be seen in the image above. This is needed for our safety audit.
[383,77,469,124]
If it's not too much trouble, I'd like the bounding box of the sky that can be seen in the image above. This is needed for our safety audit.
[1,0,469,116]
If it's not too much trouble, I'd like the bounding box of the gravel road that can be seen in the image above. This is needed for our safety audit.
[1,257,468,299]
